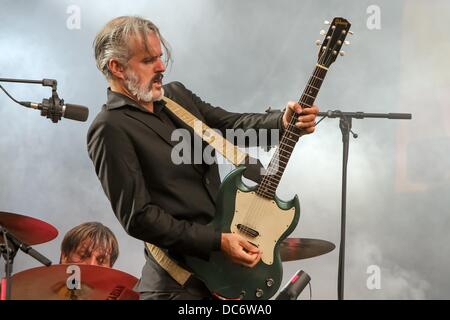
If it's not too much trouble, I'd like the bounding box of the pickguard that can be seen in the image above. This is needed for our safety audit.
[230,190,296,265]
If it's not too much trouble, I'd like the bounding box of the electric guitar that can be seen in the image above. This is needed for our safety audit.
[185,17,352,300]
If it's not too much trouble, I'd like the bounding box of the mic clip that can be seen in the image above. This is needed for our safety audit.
[41,91,64,123]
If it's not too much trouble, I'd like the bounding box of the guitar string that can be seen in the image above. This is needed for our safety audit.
[241,24,346,254]
[244,32,335,231]
[242,57,326,233]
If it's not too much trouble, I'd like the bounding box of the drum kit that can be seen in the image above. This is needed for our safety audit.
[0,211,139,300]
[0,210,335,300]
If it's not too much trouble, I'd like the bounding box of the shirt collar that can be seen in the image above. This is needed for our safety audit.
[105,88,165,114]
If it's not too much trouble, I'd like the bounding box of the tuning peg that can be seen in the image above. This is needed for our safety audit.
[324,20,330,25]
[344,40,350,45]
[320,29,326,36]
[339,51,346,56]
[348,31,354,35]
[315,40,322,46]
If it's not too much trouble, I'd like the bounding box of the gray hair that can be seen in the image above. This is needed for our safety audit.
[93,16,171,80]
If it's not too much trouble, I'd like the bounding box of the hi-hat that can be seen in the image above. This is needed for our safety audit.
[280,238,335,261]
[11,264,139,300]
[0,211,58,245]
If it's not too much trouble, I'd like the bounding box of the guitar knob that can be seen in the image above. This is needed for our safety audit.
[255,288,264,298]
[266,278,274,287]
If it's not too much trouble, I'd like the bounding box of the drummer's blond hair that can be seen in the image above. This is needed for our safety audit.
[60,222,119,266]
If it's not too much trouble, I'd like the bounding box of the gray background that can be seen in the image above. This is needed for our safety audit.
[1,0,449,299]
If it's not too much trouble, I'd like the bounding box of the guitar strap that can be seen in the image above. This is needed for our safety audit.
[162,96,248,166]
[145,242,192,286]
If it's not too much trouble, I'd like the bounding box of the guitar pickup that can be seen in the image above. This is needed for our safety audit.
[237,224,259,238]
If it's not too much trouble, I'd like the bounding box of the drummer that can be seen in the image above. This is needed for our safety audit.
[59,222,119,268]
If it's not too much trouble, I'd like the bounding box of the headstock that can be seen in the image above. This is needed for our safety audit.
[316,17,352,68]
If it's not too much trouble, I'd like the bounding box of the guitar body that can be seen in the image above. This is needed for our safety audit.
[185,166,300,300]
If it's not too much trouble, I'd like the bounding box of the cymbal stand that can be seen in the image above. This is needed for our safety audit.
[0,225,52,300]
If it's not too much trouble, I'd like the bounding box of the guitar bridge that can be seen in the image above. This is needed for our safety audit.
[236,224,259,238]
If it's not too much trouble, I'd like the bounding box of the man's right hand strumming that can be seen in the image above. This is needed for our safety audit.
[220,233,262,268]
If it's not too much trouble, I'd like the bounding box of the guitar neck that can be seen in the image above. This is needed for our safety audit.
[256,64,328,199]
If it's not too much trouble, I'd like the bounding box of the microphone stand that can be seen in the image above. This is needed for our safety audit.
[0,226,52,300]
[317,110,412,300]
[0,77,57,90]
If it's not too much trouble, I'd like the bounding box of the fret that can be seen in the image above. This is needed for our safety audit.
[306,84,320,91]
[259,179,278,189]
[267,157,288,167]
[277,147,295,156]
[299,100,314,110]
[284,127,301,137]
[258,183,279,195]
[280,132,298,141]
[275,153,292,161]
[277,147,293,156]
[302,92,316,100]
[256,189,275,199]
[272,152,291,162]
[264,170,285,180]
[281,136,298,144]
[312,67,327,78]
[297,101,313,108]
[258,184,277,194]
[283,133,300,142]
[284,124,299,133]
[264,169,286,178]
[263,174,282,183]
[259,183,278,194]
[281,133,300,144]
[311,75,323,81]
[279,139,296,147]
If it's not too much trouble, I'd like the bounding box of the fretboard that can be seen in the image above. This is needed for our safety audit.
[256,65,328,199]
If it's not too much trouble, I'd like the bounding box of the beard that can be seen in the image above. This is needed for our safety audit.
[124,69,164,103]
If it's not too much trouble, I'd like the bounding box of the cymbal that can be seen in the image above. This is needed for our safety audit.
[0,211,58,245]
[280,238,335,262]
[11,264,140,300]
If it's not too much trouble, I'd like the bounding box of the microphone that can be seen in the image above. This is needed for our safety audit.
[275,270,311,300]
[20,95,89,123]
[0,77,89,123]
